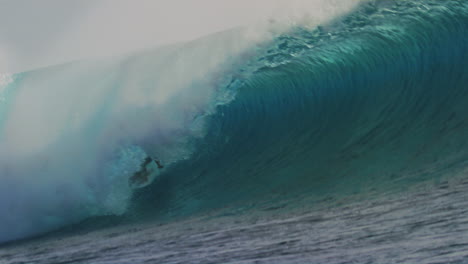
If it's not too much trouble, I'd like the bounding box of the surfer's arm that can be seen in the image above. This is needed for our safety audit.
[155,160,164,169]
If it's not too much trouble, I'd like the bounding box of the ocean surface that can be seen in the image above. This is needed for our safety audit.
[1,0,468,263]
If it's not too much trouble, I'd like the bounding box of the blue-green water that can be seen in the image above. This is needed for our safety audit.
[133,0,468,216]
[1,1,468,262]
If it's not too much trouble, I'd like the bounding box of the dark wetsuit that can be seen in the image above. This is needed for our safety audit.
[129,157,163,186]
[142,156,164,169]
[154,159,164,169]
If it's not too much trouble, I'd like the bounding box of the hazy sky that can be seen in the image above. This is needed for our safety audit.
[0,0,361,73]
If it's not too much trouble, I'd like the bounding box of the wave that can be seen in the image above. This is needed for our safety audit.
[0,27,266,242]
[131,0,468,215]
[1,0,467,243]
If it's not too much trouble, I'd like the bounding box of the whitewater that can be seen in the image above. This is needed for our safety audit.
[1,0,468,263]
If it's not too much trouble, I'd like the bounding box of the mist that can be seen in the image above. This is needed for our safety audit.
[0,0,361,73]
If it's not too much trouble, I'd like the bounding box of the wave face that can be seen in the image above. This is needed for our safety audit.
[1,0,468,243]
[133,0,468,215]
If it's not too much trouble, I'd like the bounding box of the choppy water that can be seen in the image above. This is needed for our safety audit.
[1,0,468,262]
[3,173,468,264]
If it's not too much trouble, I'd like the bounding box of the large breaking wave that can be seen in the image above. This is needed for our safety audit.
[1,0,467,243]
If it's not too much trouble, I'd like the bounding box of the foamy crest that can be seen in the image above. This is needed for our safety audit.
[0,73,13,103]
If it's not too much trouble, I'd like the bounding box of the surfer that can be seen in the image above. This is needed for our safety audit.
[129,156,164,187]
[143,156,164,169]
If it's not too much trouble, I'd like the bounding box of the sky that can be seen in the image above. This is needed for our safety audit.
[0,0,361,73]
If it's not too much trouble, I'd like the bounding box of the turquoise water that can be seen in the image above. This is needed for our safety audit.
[133,0,468,217]
[0,2,468,259]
